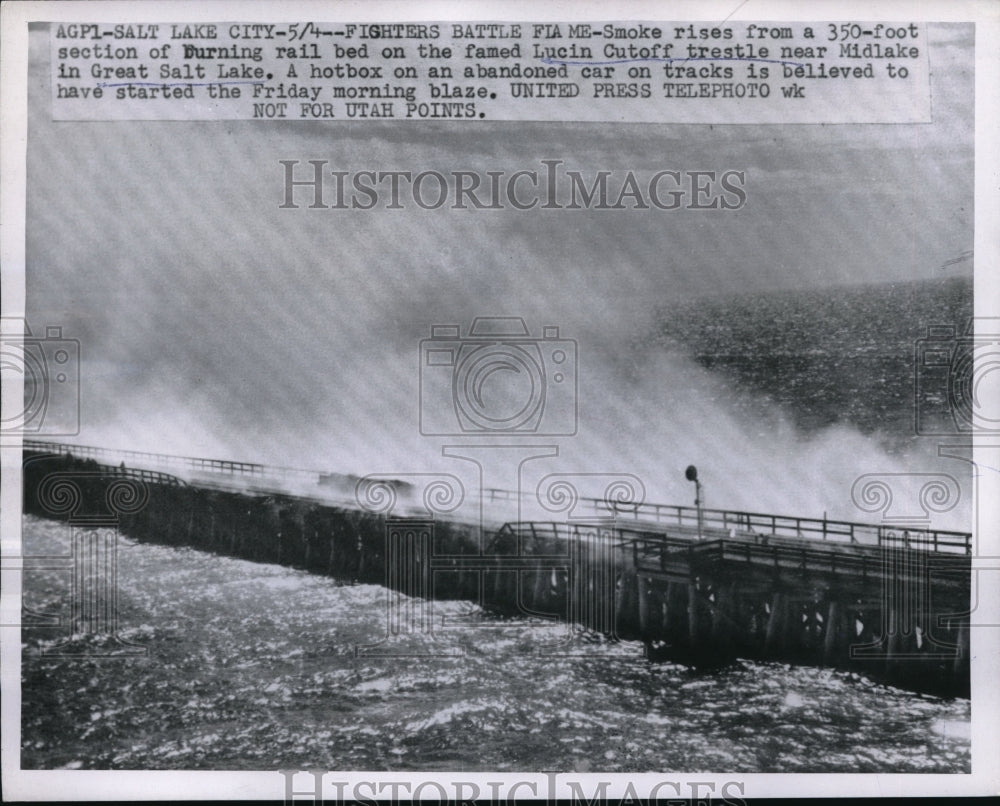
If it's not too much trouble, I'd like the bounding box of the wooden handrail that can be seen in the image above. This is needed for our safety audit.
[23,440,971,554]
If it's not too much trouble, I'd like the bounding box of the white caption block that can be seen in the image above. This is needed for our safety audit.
[51,21,931,123]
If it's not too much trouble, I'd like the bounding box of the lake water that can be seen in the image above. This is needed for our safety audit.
[21,514,970,772]
[21,276,974,772]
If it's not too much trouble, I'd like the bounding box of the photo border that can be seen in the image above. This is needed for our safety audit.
[2,0,997,800]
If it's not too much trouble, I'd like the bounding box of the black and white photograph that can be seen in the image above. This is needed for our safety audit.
[2,0,998,801]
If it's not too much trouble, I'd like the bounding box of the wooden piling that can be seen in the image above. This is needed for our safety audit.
[492,567,506,608]
[571,549,585,625]
[615,570,639,639]
[482,566,495,606]
[646,584,664,635]
[823,601,840,666]
[885,606,902,675]
[532,563,548,611]
[553,569,568,619]
[666,581,687,644]
[503,569,517,611]
[516,568,530,612]
[660,589,670,639]
[765,592,783,655]
[207,507,216,551]
[186,505,196,545]
[687,582,701,648]
[783,597,802,656]
[953,622,968,676]
[711,586,730,644]
[326,525,337,576]
[637,576,651,638]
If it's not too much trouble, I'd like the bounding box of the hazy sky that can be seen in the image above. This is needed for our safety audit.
[21,23,974,521]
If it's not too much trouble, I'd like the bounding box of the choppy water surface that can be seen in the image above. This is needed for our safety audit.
[655,275,972,452]
[21,516,970,772]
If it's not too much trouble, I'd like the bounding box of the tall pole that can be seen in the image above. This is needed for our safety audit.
[685,465,704,541]
[695,478,704,540]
